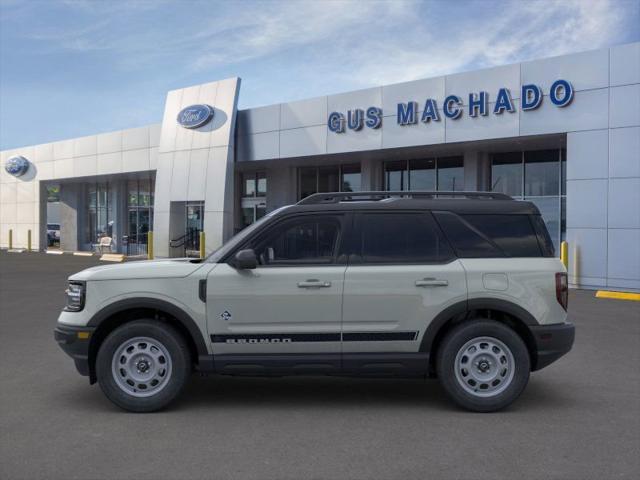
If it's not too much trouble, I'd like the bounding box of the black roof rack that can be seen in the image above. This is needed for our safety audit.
[297,191,512,205]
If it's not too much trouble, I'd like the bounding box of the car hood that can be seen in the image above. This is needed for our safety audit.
[69,258,205,282]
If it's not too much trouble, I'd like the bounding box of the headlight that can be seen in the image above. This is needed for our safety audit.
[64,282,85,312]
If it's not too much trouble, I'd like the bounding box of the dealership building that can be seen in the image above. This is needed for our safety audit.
[1,42,639,291]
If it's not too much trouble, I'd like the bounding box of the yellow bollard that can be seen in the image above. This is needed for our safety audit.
[8,229,12,249]
[28,229,32,252]
[147,231,154,260]
[199,231,205,259]
[560,241,568,269]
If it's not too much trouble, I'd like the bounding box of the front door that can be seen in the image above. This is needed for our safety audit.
[206,214,348,372]
[341,212,467,372]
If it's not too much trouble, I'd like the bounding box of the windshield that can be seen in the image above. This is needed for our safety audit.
[204,205,292,263]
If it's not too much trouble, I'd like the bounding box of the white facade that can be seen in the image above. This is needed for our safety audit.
[1,43,639,291]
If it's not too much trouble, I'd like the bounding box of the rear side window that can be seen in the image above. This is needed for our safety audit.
[434,212,544,258]
[355,213,454,264]
[433,212,503,258]
[531,215,556,257]
[461,215,542,257]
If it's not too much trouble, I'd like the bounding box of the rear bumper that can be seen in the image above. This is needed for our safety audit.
[54,325,95,377]
[530,322,575,371]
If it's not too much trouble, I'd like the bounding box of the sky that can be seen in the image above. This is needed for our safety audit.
[1,0,639,150]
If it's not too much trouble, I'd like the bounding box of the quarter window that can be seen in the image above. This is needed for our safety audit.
[252,217,341,266]
[461,215,542,257]
[356,213,453,264]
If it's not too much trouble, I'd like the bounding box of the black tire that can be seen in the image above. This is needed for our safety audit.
[96,320,191,412]
[436,320,530,412]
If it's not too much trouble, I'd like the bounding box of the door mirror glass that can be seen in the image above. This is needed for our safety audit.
[233,249,258,269]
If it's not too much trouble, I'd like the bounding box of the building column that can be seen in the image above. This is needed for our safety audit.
[59,183,81,252]
[463,151,491,191]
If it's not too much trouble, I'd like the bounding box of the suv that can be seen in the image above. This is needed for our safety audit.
[54,191,574,413]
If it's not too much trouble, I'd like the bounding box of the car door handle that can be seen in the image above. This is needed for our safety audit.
[297,279,332,288]
[415,278,449,287]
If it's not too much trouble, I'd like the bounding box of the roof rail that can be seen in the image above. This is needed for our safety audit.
[297,191,512,205]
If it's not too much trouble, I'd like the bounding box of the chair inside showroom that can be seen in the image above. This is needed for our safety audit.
[94,236,113,254]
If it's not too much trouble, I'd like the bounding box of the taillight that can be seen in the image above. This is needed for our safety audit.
[555,272,568,311]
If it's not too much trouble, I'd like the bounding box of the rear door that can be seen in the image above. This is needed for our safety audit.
[341,211,467,372]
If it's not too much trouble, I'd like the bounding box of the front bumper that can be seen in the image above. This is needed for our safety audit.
[530,322,575,371]
[54,325,95,377]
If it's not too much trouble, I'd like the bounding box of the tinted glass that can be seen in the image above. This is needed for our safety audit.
[299,167,317,199]
[525,149,559,196]
[434,212,503,258]
[341,164,361,192]
[461,215,542,257]
[437,156,464,191]
[257,173,267,196]
[357,213,453,263]
[531,215,556,257]
[409,159,436,190]
[491,152,522,196]
[385,161,406,190]
[528,197,560,252]
[253,217,340,265]
[318,166,340,193]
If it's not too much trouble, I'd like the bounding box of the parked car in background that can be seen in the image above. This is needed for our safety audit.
[47,223,60,246]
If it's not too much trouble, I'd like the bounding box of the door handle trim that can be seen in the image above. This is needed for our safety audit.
[297,280,332,288]
[415,278,448,287]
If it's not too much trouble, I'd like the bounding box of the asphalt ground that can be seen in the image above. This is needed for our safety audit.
[0,251,639,480]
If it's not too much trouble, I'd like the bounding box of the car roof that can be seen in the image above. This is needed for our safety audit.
[279,192,540,216]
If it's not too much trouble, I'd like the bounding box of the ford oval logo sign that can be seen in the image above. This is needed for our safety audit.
[176,104,214,129]
[5,156,30,177]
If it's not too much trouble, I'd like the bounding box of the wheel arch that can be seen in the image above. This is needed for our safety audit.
[422,299,539,374]
[86,298,209,384]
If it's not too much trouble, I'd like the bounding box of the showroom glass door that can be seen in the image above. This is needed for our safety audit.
[185,202,204,257]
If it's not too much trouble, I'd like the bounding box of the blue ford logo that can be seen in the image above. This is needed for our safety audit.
[5,156,30,177]
[176,104,214,129]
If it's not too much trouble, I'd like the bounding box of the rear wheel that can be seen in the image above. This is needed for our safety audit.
[96,320,191,412]
[436,320,530,412]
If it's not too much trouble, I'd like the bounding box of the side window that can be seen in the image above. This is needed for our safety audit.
[251,216,341,266]
[461,214,542,257]
[433,211,503,258]
[356,213,453,264]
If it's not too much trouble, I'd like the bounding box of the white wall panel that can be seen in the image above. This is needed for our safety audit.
[521,48,609,92]
[610,43,640,86]
[446,64,520,101]
[608,229,640,280]
[520,88,608,136]
[97,131,122,154]
[446,104,519,142]
[608,178,640,228]
[566,179,608,228]
[187,148,208,201]
[328,87,382,113]
[34,143,54,163]
[73,155,97,178]
[281,97,327,130]
[382,118,445,149]
[566,228,608,279]
[566,129,609,180]
[239,104,281,134]
[237,131,279,161]
[53,158,74,178]
[122,148,150,173]
[122,126,150,151]
[96,152,122,175]
[53,139,74,160]
[74,135,97,157]
[280,126,327,157]
[609,127,640,178]
[609,84,640,128]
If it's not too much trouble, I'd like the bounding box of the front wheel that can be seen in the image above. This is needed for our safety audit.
[96,320,191,412]
[436,320,530,412]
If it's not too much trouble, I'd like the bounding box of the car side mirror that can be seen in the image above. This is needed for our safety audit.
[232,249,258,269]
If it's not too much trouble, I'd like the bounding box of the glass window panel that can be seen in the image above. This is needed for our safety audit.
[437,156,464,191]
[257,173,267,197]
[385,161,407,191]
[409,159,436,190]
[434,212,503,258]
[491,152,522,196]
[341,164,361,192]
[561,148,566,196]
[243,174,256,197]
[358,213,453,263]
[139,179,151,207]
[128,180,138,206]
[462,214,542,257]
[254,218,340,265]
[47,185,60,202]
[528,197,560,253]
[299,167,317,199]
[524,150,559,196]
[318,166,340,193]
[241,207,254,229]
